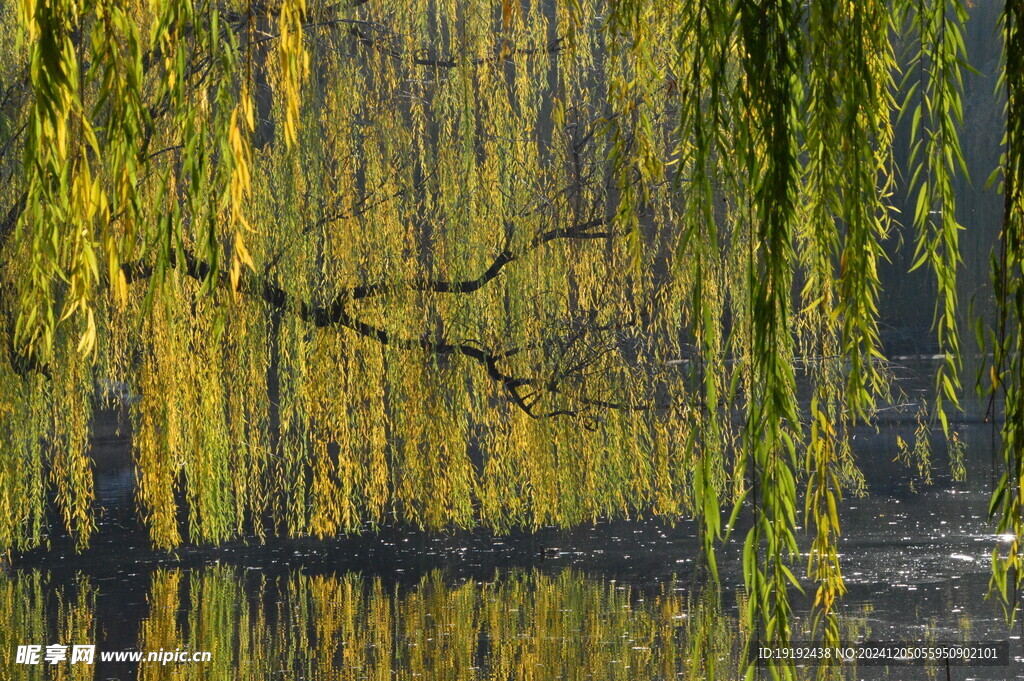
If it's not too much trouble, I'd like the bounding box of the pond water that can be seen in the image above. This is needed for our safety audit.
[2,405,1023,680]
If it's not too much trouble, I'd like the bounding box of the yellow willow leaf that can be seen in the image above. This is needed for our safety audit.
[229,259,241,294]
[234,232,255,270]
[115,268,129,307]
[243,94,255,133]
[76,310,96,356]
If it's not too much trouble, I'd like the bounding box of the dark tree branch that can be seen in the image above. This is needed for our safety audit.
[348,217,611,300]
[122,248,591,418]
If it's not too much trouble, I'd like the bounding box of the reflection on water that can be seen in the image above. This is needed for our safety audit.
[2,566,1014,681]
[1,569,746,681]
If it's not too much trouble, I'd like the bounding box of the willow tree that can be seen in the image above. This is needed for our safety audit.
[0,0,1021,673]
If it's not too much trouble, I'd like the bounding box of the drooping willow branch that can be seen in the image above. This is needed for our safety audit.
[988,0,1024,624]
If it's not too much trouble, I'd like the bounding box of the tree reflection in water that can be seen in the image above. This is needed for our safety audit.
[2,569,737,680]
[0,567,916,680]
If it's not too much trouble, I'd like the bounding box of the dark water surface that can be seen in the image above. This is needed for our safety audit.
[2,409,1023,680]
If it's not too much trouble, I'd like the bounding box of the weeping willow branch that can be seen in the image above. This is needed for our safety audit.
[988,0,1024,625]
[736,1,803,676]
[897,0,970,437]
